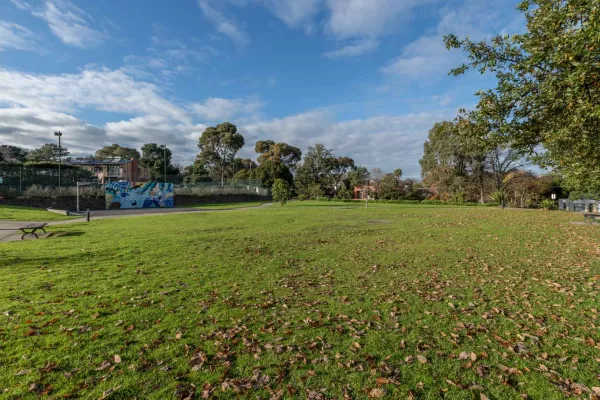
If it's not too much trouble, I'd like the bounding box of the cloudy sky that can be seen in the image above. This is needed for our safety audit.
[0,0,523,177]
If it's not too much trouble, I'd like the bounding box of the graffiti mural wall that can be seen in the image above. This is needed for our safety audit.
[105,182,174,209]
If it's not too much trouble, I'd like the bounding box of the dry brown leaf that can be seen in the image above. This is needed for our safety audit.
[368,388,385,398]
[416,355,428,364]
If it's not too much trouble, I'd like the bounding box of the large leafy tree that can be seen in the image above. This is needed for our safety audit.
[253,140,301,188]
[0,145,28,163]
[26,143,69,162]
[197,122,245,186]
[294,144,353,198]
[445,0,600,191]
[95,144,141,160]
[140,143,177,181]
[255,140,302,169]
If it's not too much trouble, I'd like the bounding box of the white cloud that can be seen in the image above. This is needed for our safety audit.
[0,20,38,51]
[191,97,263,121]
[241,108,455,176]
[0,108,107,156]
[323,38,378,58]
[32,0,107,48]
[261,0,321,30]
[10,0,32,11]
[0,67,188,121]
[381,0,522,80]
[198,1,250,46]
[325,0,432,39]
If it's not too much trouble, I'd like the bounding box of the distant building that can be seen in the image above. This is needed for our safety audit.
[68,157,152,184]
[354,185,377,200]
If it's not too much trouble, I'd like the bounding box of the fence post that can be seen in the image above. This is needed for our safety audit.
[86,209,90,222]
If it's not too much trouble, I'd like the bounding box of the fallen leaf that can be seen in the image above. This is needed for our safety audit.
[368,388,386,398]
[114,355,121,364]
[416,355,428,364]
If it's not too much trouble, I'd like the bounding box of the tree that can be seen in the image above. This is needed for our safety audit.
[419,122,472,200]
[255,141,302,169]
[295,144,346,198]
[393,168,403,180]
[445,0,600,191]
[95,144,141,160]
[272,179,291,206]
[255,159,293,188]
[378,174,404,200]
[197,122,245,186]
[140,143,177,181]
[26,143,69,162]
[182,160,210,184]
[347,166,369,189]
[0,145,28,163]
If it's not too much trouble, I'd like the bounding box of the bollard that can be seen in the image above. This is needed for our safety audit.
[86,209,90,222]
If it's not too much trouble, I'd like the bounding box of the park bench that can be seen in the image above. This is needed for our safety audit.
[0,223,47,240]
[583,213,600,223]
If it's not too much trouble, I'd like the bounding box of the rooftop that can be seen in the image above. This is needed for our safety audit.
[69,157,133,166]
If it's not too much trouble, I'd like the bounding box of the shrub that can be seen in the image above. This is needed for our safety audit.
[539,199,555,210]
[271,179,291,206]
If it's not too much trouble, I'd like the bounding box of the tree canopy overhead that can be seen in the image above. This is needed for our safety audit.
[445,0,600,190]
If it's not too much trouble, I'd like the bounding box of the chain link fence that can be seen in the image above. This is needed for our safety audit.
[0,164,269,198]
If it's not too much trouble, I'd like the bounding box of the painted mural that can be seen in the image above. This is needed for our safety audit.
[105,182,174,209]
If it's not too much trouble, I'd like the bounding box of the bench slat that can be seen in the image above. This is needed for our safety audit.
[23,223,47,229]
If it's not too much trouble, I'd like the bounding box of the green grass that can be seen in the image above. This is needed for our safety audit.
[182,201,266,210]
[1,203,598,399]
[0,205,78,221]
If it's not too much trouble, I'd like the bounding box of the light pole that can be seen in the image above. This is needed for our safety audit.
[54,131,63,188]
[163,144,167,185]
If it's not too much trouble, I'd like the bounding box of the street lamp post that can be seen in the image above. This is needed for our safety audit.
[54,131,63,188]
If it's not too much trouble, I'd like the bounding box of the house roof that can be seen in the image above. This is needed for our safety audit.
[69,157,131,166]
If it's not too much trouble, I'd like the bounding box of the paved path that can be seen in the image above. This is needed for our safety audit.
[0,203,273,242]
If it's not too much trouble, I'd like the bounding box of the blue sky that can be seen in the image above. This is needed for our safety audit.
[0,0,523,177]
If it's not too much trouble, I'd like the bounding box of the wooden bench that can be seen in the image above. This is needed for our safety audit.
[0,223,47,240]
[583,213,600,223]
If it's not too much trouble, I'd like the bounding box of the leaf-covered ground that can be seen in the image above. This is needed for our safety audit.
[1,203,599,399]
[0,205,77,221]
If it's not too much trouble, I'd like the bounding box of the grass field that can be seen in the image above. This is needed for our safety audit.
[183,202,266,210]
[0,205,78,221]
[1,203,599,399]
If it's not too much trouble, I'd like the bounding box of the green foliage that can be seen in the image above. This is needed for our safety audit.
[334,185,353,200]
[255,140,302,168]
[95,144,141,160]
[393,168,403,179]
[445,0,600,191]
[198,122,245,185]
[347,166,369,189]
[26,143,69,162]
[271,178,291,206]
[568,190,600,200]
[140,143,177,180]
[255,159,293,189]
[295,144,354,198]
[539,199,555,210]
[377,175,403,200]
[490,189,508,206]
[0,145,28,163]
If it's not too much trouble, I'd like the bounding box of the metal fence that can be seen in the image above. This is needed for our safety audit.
[0,164,268,198]
[558,199,598,213]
